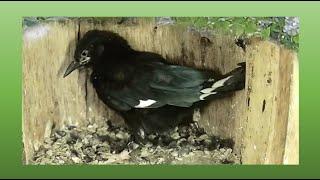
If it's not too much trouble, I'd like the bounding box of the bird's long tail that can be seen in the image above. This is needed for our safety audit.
[199,62,246,100]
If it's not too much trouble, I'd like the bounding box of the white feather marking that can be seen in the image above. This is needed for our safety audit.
[211,75,233,90]
[200,88,215,94]
[208,78,215,82]
[135,99,157,108]
[200,92,217,100]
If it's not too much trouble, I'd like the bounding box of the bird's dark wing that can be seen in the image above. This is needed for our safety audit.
[92,51,245,112]
[91,52,211,111]
[148,64,210,107]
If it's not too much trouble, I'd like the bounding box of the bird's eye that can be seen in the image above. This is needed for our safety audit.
[81,50,88,57]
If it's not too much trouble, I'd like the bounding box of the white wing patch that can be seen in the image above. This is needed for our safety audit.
[200,88,215,94]
[135,99,157,108]
[211,75,232,90]
[199,75,232,100]
[200,92,217,100]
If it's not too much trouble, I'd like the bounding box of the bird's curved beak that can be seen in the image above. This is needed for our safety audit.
[63,61,81,78]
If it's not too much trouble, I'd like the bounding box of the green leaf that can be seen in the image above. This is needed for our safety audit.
[231,23,245,37]
[229,17,245,24]
[220,21,231,31]
[293,35,299,44]
[194,17,209,28]
[261,27,271,40]
[244,21,258,34]
[270,23,280,33]
[212,21,228,30]
[208,17,220,23]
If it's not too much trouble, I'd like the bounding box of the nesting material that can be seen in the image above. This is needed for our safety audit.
[32,121,240,165]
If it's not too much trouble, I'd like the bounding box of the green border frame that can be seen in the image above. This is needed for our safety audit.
[0,1,318,178]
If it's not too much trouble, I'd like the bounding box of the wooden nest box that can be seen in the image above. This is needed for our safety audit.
[22,18,299,165]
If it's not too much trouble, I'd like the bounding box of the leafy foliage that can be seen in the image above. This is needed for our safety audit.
[23,17,299,51]
[173,17,299,51]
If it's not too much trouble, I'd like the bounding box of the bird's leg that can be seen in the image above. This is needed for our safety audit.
[126,129,148,151]
[127,127,148,147]
[133,128,148,145]
[192,108,202,133]
[139,128,146,139]
[120,111,148,145]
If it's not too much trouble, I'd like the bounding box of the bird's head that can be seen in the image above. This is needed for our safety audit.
[63,30,132,78]
[63,31,106,77]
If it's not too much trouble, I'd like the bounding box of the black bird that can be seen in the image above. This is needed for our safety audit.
[64,30,246,142]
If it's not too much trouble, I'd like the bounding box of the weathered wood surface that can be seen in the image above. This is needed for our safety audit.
[283,53,299,165]
[22,18,299,165]
[239,41,299,164]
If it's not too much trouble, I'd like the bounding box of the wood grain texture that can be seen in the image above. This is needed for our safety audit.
[240,41,298,164]
[283,52,299,165]
[23,20,83,164]
[22,18,299,164]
